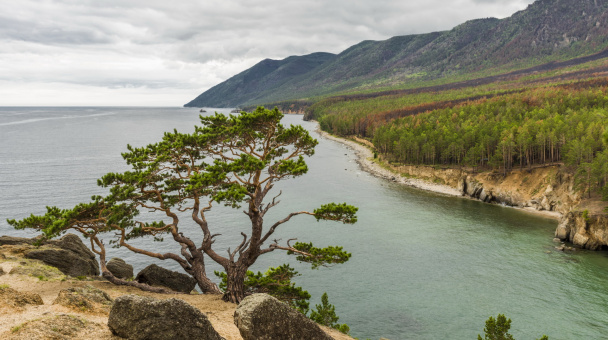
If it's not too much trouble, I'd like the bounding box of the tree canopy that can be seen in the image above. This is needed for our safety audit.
[8,106,358,303]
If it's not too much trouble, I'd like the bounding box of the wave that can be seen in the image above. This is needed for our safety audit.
[0,112,116,126]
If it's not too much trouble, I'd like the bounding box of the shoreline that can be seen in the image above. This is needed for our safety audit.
[315,125,562,221]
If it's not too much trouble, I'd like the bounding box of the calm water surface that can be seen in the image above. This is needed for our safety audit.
[1,107,608,339]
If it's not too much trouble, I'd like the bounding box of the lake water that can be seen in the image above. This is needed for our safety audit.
[1,107,608,339]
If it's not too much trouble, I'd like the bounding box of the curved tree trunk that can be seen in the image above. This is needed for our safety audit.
[190,258,222,294]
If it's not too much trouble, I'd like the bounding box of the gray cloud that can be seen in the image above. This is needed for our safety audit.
[0,0,535,106]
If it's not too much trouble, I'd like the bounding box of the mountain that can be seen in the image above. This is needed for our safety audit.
[184,52,335,108]
[185,0,608,108]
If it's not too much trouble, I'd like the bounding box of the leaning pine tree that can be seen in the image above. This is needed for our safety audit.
[8,107,358,303]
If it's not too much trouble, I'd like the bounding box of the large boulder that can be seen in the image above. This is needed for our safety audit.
[106,257,134,279]
[234,293,333,340]
[24,234,99,277]
[135,264,196,293]
[108,294,223,340]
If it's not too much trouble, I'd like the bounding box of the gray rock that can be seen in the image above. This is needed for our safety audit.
[234,293,332,340]
[108,294,223,340]
[24,234,100,277]
[0,236,36,246]
[107,258,134,279]
[135,264,196,293]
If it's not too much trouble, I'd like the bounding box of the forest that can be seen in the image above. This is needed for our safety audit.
[308,69,608,201]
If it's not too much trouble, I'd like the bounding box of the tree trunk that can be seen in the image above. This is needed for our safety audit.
[223,264,248,303]
[190,258,222,294]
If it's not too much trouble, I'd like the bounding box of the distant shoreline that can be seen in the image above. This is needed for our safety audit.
[314,123,562,221]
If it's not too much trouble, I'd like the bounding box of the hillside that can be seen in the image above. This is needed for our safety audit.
[184,52,335,108]
[185,0,608,108]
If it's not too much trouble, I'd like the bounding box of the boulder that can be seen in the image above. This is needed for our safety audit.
[24,234,99,277]
[234,293,332,340]
[53,285,113,314]
[107,257,134,279]
[135,264,196,293]
[108,295,223,340]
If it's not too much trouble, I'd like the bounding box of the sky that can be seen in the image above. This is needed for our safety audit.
[0,0,535,107]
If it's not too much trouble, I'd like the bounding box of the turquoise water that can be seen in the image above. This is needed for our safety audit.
[1,107,607,339]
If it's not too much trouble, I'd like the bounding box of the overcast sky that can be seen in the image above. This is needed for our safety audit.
[0,0,535,106]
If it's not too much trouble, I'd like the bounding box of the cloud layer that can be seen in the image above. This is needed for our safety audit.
[0,0,534,106]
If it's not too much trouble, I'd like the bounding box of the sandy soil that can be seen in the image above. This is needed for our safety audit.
[0,254,354,340]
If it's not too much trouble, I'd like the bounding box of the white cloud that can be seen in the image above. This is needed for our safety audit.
[0,0,534,106]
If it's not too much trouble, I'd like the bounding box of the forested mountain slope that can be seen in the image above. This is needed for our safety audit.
[185,0,608,108]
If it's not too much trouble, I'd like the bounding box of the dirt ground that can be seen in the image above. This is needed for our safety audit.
[0,251,353,340]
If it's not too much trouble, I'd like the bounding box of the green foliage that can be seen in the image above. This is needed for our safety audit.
[215,264,311,314]
[309,292,350,334]
[314,82,608,197]
[478,314,514,340]
[314,203,358,224]
[477,314,549,340]
[582,209,590,223]
[288,242,352,269]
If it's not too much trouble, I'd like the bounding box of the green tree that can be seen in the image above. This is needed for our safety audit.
[478,314,514,340]
[8,107,358,303]
[310,292,350,334]
[215,264,311,314]
[478,314,549,340]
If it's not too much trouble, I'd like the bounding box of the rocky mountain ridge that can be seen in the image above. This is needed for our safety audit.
[185,0,608,108]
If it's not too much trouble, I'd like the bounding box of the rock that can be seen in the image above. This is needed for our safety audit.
[107,257,134,279]
[53,285,113,314]
[135,264,196,293]
[0,286,44,309]
[5,314,106,339]
[24,234,99,277]
[555,245,565,252]
[0,235,36,246]
[234,293,332,340]
[108,294,223,340]
[0,267,4,276]
[553,238,561,243]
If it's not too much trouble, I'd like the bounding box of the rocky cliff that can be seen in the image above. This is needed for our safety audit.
[385,162,607,250]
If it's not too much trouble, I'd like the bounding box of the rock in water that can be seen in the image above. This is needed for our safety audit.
[106,257,134,279]
[108,295,223,340]
[24,234,100,277]
[135,264,196,293]
[234,293,333,340]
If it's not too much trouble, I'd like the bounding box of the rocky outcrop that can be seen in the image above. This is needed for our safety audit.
[555,212,608,250]
[135,264,196,293]
[53,285,113,314]
[0,236,37,246]
[234,293,333,340]
[0,286,44,309]
[107,257,133,279]
[24,234,100,277]
[108,294,223,340]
